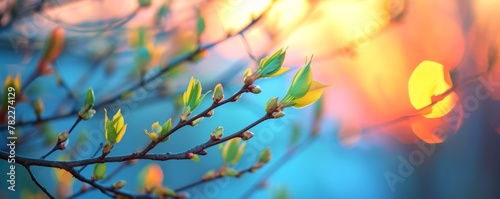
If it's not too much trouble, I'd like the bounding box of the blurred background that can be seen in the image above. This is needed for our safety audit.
[1,0,500,198]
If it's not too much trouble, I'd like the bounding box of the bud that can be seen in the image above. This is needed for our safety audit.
[92,163,107,181]
[79,87,95,120]
[197,150,208,156]
[80,184,89,192]
[57,130,69,143]
[80,109,96,120]
[221,167,238,177]
[112,180,127,189]
[186,152,195,159]
[241,131,254,140]
[265,97,278,113]
[190,117,203,126]
[233,93,242,102]
[158,187,177,198]
[243,75,253,86]
[210,126,224,141]
[180,106,191,121]
[58,139,68,150]
[206,109,214,117]
[258,148,271,164]
[202,170,217,181]
[38,27,65,76]
[249,85,261,94]
[271,111,285,118]
[177,192,189,199]
[212,83,224,103]
[102,142,114,156]
[33,98,44,119]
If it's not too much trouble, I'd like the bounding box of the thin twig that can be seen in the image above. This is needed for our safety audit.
[40,117,82,159]
[78,143,104,173]
[2,0,276,130]
[25,165,55,199]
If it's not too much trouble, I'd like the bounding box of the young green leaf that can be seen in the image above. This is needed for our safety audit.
[291,81,330,108]
[92,163,107,181]
[258,148,271,164]
[196,12,206,36]
[221,138,246,164]
[286,58,312,99]
[257,48,287,78]
[104,109,127,144]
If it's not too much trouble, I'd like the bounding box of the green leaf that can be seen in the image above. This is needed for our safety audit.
[84,87,95,108]
[273,186,291,199]
[79,87,95,115]
[191,154,200,162]
[258,148,271,164]
[92,163,107,180]
[156,4,169,25]
[291,80,330,108]
[210,126,224,141]
[161,118,172,139]
[197,12,206,36]
[258,48,286,78]
[222,138,246,164]
[286,58,312,99]
[265,97,278,113]
[223,167,239,177]
[213,83,224,103]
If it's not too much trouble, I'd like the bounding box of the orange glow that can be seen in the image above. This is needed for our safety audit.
[408,61,458,118]
[140,164,164,190]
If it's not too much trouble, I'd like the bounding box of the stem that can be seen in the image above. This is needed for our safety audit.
[40,117,82,159]
[2,0,276,130]
[175,167,255,192]
[25,165,55,199]
[77,143,103,173]
[140,86,249,155]
[1,115,271,168]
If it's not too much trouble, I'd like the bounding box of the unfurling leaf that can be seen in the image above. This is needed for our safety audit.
[221,138,246,164]
[202,170,217,181]
[257,48,287,78]
[79,87,95,119]
[213,83,224,103]
[286,58,313,99]
[92,163,107,181]
[210,126,224,141]
[104,109,127,144]
[38,27,65,75]
[265,97,279,113]
[112,180,127,189]
[191,154,200,162]
[258,148,271,164]
[159,118,172,142]
[291,81,330,108]
[280,56,329,109]
[182,77,210,118]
